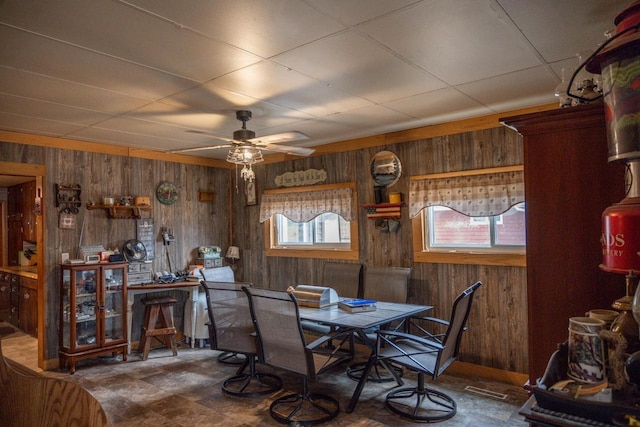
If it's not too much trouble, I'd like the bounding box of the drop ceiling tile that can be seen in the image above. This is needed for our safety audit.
[91,116,197,141]
[123,102,229,132]
[0,67,151,114]
[305,0,420,26]
[322,105,415,131]
[359,0,542,86]
[497,0,629,63]
[0,94,113,125]
[69,126,183,152]
[0,112,86,135]
[383,88,493,123]
[126,0,346,58]
[0,26,196,100]
[260,118,354,145]
[273,31,446,103]
[0,0,262,82]
[456,66,559,112]
[209,61,372,117]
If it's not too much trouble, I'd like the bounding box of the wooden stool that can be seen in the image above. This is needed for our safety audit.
[139,296,178,360]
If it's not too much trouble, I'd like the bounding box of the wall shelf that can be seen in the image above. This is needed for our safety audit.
[361,202,403,219]
[86,204,152,219]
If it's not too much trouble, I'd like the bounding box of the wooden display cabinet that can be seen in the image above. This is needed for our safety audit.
[502,103,625,385]
[59,262,128,373]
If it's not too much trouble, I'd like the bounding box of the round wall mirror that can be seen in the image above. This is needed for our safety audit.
[370,150,402,187]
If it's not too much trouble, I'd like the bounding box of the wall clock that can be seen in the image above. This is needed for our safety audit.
[156,181,178,205]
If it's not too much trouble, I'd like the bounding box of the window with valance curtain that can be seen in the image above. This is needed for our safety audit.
[259,187,355,223]
[408,167,525,218]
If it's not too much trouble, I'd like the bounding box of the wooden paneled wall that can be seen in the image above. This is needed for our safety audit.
[233,126,528,373]
[1,124,528,374]
[1,142,230,359]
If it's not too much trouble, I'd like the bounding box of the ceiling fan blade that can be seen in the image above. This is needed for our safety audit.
[258,143,315,156]
[250,131,309,145]
[167,144,231,154]
[186,129,237,144]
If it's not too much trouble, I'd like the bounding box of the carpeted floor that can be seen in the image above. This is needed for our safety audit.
[1,325,530,426]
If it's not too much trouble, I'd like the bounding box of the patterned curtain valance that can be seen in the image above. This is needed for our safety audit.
[259,187,355,223]
[408,168,524,218]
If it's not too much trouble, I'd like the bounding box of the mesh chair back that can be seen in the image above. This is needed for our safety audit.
[244,287,309,377]
[200,281,255,355]
[321,262,362,299]
[363,266,411,303]
[435,281,482,376]
[199,266,235,282]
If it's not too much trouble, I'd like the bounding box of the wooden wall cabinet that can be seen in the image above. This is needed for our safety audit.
[59,262,128,373]
[8,274,19,327]
[502,103,625,384]
[7,181,37,265]
[19,277,37,337]
[0,273,11,322]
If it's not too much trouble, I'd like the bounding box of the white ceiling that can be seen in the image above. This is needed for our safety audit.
[0,0,629,160]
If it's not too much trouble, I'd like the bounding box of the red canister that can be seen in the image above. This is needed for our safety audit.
[601,197,640,274]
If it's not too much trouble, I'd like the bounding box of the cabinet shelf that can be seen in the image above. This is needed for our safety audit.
[55,184,81,208]
[361,202,404,219]
[86,204,152,219]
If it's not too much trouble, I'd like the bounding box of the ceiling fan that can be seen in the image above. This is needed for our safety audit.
[169,110,315,157]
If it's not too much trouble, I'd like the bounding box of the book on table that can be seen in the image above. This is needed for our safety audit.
[338,298,377,313]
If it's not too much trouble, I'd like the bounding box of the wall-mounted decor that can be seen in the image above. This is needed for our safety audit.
[275,168,327,187]
[246,180,257,206]
[197,191,215,203]
[156,181,178,205]
[370,151,401,187]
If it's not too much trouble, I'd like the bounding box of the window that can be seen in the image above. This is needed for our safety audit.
[262,183,359,260]
[410,166,526,267]
[426,203,526,251]
[275,212,351,248]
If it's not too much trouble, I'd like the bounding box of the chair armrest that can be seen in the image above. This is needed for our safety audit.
[307,329,352,350]
[376,330,444,351]
[411,316,450,327]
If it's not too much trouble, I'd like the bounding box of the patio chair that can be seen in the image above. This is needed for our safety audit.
[351,281,482,421]
[346,266,411,382]
[244,286,354,425]
[200,281,282,397]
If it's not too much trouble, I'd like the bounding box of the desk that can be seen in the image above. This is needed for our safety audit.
[126,282,200,354]
[298,301,432,413]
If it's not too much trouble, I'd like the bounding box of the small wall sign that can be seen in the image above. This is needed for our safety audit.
[275,168,327,188]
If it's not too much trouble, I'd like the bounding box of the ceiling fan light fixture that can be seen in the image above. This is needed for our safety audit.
[226,145,264,165]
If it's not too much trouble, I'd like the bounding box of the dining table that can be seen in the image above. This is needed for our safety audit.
[297,300,432,413]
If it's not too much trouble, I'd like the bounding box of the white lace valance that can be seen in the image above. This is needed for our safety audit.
[259,186,355,223]
[409,167,524,218]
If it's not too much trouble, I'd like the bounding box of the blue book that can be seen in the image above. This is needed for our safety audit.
[339,298,377,307]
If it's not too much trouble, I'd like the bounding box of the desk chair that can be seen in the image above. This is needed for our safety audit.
[200,281,281,397]
[351,281,482,421]
[346,266,411,382]
[244,287,353,425]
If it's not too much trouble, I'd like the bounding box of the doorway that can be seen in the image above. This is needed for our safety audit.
[0,161,45,369]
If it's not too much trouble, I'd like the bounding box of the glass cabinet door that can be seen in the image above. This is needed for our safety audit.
[75,267,99,349]
[103,266,124,344]
[61,269,71,348]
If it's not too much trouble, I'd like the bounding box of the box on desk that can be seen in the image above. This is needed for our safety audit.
[127,261,153,285]
[291,285,338,308]
[197,257,222,268]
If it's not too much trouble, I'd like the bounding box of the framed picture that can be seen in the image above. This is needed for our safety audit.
[245,180,257,206]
